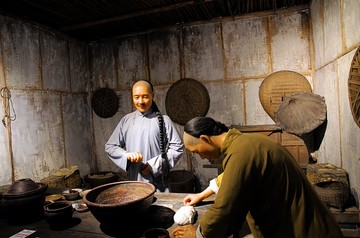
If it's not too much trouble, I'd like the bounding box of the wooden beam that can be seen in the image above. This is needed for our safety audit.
[61,0,215,32]
[21,0,74,21]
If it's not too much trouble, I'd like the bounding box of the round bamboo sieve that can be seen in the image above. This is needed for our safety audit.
[259,70,312,121]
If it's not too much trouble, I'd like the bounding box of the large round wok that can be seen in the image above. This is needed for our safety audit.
[83,181,155,227]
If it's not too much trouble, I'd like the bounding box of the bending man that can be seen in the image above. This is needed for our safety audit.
[173,116,342,238]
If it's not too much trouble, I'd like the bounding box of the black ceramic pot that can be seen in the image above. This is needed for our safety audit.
[44,201,74,229]
[0,184,11,218]
[2,178,47,225]
[2,178,47,198]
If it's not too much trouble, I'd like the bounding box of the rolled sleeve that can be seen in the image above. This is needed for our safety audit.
[196,225,205,238]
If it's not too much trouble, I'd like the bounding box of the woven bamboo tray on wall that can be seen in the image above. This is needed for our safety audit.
[348,46,360,128]
[259,70,312,121]
[165,78,210,125]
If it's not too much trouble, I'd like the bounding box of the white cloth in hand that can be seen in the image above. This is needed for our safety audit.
[173,206,197,225]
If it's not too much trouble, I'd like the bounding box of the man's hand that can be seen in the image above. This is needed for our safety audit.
[183,187,215,206]
[172,224,197,238]
[126,152,143,162]
[183,193,204,206]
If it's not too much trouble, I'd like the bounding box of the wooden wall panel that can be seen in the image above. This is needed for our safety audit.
[90,42,117,89]
[314,63,341,166]
[206,81,245,126]
[117,35,148,90]
[343,0,360,50]
[11,90,65,179]
[0,17,10,184]
[223,17,269,79]
[0,17,41,89]
[269,12,311,73]
[183,23,224,81]
[63,93,93,175]
[148,29,181,85]
[41,32,70,91]
[69,41,89,93]
[245,78,275,125]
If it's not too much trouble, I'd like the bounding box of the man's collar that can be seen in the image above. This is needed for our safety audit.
[135,107,155,117]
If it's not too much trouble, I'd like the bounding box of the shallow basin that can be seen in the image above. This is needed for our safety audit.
[83,181,155,227]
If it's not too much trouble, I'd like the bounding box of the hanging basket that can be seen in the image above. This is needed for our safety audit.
[165,78,210,125]
[91,88,119,118]
[274,92,327,135]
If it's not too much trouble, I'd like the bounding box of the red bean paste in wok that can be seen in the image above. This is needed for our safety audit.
[95,184,152,204]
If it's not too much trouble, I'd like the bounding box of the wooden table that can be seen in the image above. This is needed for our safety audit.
[0,192,216,238]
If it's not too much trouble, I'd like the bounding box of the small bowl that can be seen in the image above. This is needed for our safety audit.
[45,194,63,202]
[72,202,88,212]
[62,188,82,200]
[44,201,73,228]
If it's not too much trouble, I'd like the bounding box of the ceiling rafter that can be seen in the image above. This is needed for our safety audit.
[61,0,215,32]
[0,0,310,41]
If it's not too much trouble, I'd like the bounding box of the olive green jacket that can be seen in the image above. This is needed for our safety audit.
[198,129,343,238]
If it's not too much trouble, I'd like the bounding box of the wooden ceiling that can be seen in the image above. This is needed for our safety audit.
[0,0,310,42]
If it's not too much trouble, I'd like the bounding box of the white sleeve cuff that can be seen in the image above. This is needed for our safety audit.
[208,178,219,194]
[196,225,205,238]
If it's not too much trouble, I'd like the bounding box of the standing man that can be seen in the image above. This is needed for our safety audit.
[105,80,184,192]
[173,116,343,238]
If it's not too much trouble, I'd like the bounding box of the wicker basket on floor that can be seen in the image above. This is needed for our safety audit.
[64,169,82,188]
[314,180,351,211]
[52,165,82,188]
[306,163,349,185]
[40,175,66,188]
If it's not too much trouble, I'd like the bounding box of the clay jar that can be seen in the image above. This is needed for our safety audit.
[2,178,47,225]
[44,201,74,229]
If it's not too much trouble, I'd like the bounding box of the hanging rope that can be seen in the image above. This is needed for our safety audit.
[1,86,16,182]
[1,87,16,127]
